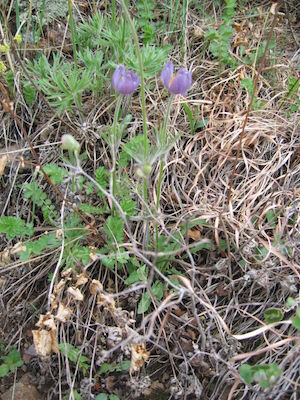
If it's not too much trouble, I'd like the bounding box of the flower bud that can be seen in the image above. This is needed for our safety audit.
[112,65,140,95]
[61,134,80,153]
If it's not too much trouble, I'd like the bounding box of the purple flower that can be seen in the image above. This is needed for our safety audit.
[161,61,192,96]
[112,65,140,95]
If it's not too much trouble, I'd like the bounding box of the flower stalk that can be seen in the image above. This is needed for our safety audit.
[118,0,149,205]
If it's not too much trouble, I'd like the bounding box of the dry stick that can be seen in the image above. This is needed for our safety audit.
[227,7,279,204]
[0,83,93,229]
[229,337,298,363]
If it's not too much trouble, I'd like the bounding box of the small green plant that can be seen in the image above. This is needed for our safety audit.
[98,360,130,375]
[239,363,281,389]
[0,346,24,378]
[136,0,156,44]
[24,180,60,225]
[205,0,236,67]
[96,394,120,400]
[59,343,90,376]
[27,54,94,113]
[291,307,300,329]
[240,77,265,110]
[264,308,283,324]
[0,216,33,239]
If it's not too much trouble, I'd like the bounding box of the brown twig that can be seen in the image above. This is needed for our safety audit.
[227,5,279,204]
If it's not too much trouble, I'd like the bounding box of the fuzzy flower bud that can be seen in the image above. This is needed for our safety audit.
[61,134,80,153]
[112,65,140,95]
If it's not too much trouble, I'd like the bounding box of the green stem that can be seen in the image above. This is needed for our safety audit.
[112,96,122,207]
[156,95,174,211]
[67,0,78,72]
[155,95,174,248]
[118,0,148,203]
[112,0,116,25]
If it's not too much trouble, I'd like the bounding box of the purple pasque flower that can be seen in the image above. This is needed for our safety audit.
[112,65,141,95]
[161,61,192,96]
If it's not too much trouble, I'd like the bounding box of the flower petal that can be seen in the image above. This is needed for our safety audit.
[112,65,125,92]
[161,61,174,90]
[112,65,140,95]
[169,68,192,95]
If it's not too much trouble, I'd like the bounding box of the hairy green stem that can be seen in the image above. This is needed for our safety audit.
[155,95,174,248]
[112,0,116,25]
[112,96,122,208]
[67,0,78,72]
[118,0,148,203]
[156,95,174,211]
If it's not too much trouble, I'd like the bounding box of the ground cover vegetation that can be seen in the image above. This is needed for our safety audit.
[0,0,299,399]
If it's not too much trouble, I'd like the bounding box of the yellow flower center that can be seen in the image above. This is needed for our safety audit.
[168,74,176,87]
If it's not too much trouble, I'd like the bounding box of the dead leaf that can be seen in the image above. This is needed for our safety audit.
[193,26,204,39]
[61,268,73,278]
[67,287,84,301]
[11,242,26,254]
[32,330,52,357]
[32,329,58,357]
[130,343,150,373]
[36,313,56,330]
[0,154,8,176]
[188,229,202,241]
[55,303,72,322]
[53,279,66,296]
[75,271,88,287]
[97,293,115,310]
[89,279,103,295]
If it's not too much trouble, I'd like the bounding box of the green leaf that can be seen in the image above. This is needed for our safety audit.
[79,203,108,215]
[23,181,45,206]
[95,167,110,189]
[18,232,60,261]
[264,308,283,324]
[182,103,195,133]
[0,216,34,239]
[42,164,67,185]
[125,265,147,285]
[120,199,137,217]
[102,254,116,270]
[138,281,165,314]
[285,297,296,308]
[58,343,89,374]
[240,363,281,389]
[253,364,281,389]
[239,364,254,385]
[104,216,124,244]
[240,78,254,96]
[99,360,130,375]
[152,281,164,301]
[5,71,14,93]
[138,291,151,314]
[23,82,36,105]
[2,348,23,371]
[205,29,219,40]
[0,364,9,378]
[96,394,108,400]
[110,395,120,400]
[292,308,300,329]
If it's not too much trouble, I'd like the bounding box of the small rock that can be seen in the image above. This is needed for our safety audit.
[1,374,43,400]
